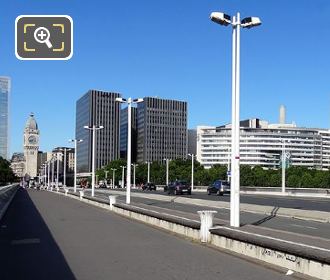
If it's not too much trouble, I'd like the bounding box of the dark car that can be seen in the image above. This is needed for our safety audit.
[142,182,157,191]
[166,180,191,195]
[207,180,230,196]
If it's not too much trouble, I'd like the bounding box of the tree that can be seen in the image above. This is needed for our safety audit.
[0,157,16,185]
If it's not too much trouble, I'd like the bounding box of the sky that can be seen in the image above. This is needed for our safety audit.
[1,0,330,154]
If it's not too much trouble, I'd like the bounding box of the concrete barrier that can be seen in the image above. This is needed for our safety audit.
[0,184,19,221]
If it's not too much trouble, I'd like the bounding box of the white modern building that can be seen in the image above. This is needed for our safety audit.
[197,108,330,170]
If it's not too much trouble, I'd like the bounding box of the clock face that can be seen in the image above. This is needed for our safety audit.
[28,135,37,144]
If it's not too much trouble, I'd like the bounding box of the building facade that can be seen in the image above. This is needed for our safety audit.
[120,107,137,162]
[10,152,25,178]
[0,76,10,160]
[76,90,121,173]
[136,97,187,162]
[197,119,330,170]
[23,113,40,178]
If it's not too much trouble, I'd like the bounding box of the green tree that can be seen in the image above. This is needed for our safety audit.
[0,157,16,185]
[287,174,301,188]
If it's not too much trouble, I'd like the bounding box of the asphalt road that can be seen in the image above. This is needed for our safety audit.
[0,188,300,280]
[123,188,330,212]
[89,189,330,240]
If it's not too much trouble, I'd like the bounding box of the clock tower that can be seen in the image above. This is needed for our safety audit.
[23,113,39,178]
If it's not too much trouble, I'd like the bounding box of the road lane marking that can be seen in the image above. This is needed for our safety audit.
[291,224,318,230]
[212,226,330,253]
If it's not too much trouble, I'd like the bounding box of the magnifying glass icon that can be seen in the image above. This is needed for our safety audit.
[34,27,53,49]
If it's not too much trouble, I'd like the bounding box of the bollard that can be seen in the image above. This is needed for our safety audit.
[56,187,59,193]
[197,210,217,243]
[79,190,84,200]
[65,188,69,196]
[109,195,117,210]
[50,186,53,192]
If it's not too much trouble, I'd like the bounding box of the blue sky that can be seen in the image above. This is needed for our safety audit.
[1,0,330,154]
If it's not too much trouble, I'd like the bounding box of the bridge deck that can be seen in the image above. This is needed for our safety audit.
[0,188,295,280]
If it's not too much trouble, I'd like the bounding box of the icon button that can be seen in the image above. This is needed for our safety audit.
[16,15,73,60]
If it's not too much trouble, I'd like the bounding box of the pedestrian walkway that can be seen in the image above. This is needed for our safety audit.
[0,188,296,280]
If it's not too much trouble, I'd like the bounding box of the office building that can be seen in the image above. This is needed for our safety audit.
[0,77,10,160]
[120,107,137,162]
[76,90,121,173]
[197,107,330,169]
[136,97,187,162]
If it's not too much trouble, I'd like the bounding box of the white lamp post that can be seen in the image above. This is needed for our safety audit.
[69,139,83,193]
[281,139,290,194]
[132,163,138,188]
[163,158,170,186]
[84,125,104,197]
[111,168,117,188]
[120,165,126,188]
[188,154,195,191]
[56,152,61,188]
[51,156,55,187]
[146,161,151,183]
[47,160,51,187]
[210,11,261,227]
[116,97,143,204]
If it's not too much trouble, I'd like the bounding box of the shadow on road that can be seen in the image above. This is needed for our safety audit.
[0,188,76,280]
[250,207,280,226]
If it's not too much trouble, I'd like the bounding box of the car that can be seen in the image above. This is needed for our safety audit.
[167,180,191,195]
[142,182,157,191]
[207,180,230,196]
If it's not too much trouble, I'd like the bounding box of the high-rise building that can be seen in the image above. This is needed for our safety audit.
[120,106,137,162]
[0,77,10,160]
[23,113,39,178]
[76,90,121,173]
[136,97,187,162]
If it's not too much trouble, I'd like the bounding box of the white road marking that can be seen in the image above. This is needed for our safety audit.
[291,224,318,230]
[212,226,330,253]
[11,238,40,245]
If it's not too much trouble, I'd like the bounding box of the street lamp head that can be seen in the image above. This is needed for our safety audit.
[133,98,144,103]
[241,17,261,28]
[115,97,127,103]
[83,125,90,129]
[99,125,104,129]
[210,12,231,26]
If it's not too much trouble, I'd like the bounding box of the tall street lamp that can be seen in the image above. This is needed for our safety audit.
[47,160,51,187]
[51,156,55,187]
[188,154,195,191]
[210,11,261,227]
[146,161,151,183]
[120,165,126,189]
[84,125,104,197]
[132,163,138,188]
[281,139,291,194]
[116,97,143,204]
[56,152,61,188]
[111,168,117,188]
[69,139,83,193]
